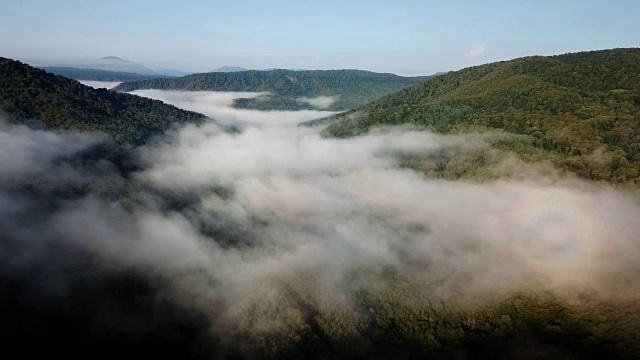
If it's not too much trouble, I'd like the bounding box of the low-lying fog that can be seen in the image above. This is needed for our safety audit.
[77,80,121,89]
[132,91,640,297]
[1,90,639,355]
[129,89,337,126]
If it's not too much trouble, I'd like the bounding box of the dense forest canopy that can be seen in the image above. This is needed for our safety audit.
[113,69,435,111]
[321,48,640,184]
[0,58,207,145]
[1,51,640,359]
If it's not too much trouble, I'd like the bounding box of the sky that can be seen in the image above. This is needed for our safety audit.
[0,0,639,75]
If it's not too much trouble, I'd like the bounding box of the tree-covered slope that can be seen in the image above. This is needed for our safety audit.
[41,66,164,82]
[0,58,207,145]
[322,48,640,183]
[113,69,434,111]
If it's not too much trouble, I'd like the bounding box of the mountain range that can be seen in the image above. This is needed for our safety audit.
[40,66,162,82]
[30,56,193,78]
[1,49,640,359]
[113,69,435,111]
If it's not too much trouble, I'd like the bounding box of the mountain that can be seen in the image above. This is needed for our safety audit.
[320,48,640,183]
[32,56,160,76]
[211,66,250,72]
[0,58,207,145]
[33,57,194,78]
[40,66,162,82]
[113,69,434,111]
[89,56,160,75]
[3,54,640,360]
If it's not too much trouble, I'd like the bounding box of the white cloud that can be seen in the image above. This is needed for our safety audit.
[297,95,338,109]
[129,90,335,127]
[78,80,121,89]
[465,43,487,61]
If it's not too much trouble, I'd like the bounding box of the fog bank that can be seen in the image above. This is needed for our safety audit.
[1,90,639,357]
[78,80,121,89]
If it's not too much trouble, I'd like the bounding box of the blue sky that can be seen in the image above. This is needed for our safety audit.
[0,0,638,75]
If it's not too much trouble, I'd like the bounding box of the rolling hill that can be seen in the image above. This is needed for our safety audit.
[320,48,640,183]
[0,57,207,145]
[211,66,250,72]
[92,56,159,75]
[40,66,163,82]
[32,56,161,76]
[113,69,435,111]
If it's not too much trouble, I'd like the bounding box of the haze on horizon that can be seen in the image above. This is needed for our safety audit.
[1,0,639,76]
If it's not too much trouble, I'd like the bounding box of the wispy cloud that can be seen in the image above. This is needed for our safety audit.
[465,43,487,61]
[297,95,338,110]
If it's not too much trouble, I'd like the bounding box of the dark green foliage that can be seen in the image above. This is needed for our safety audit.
[2,53,639,359]
[233,95,317,111]
[0,58,207,145]
[222,270,640,360]
[113,69,435,111]
[323,48,640,183]
[40,66,165,82]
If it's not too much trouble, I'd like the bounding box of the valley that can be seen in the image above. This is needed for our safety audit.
[1,38,639,359]
[113,69,435,111]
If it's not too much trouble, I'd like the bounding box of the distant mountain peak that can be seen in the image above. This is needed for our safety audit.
[211,66,250,72]
[32,56,162,76]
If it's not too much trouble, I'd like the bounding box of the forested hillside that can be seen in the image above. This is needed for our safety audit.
[41,66,163,82]
[321,48,640,183]
[1,53,640,359]
[113,69,434,110]
[0,58,207,145]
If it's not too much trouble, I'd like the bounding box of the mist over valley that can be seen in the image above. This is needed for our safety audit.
[2,77,640,358]
[1,1,640,358]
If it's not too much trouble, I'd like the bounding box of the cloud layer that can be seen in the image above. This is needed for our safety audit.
[78,80,122,89]
[1,91,639,357]
[297,95,338,109]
